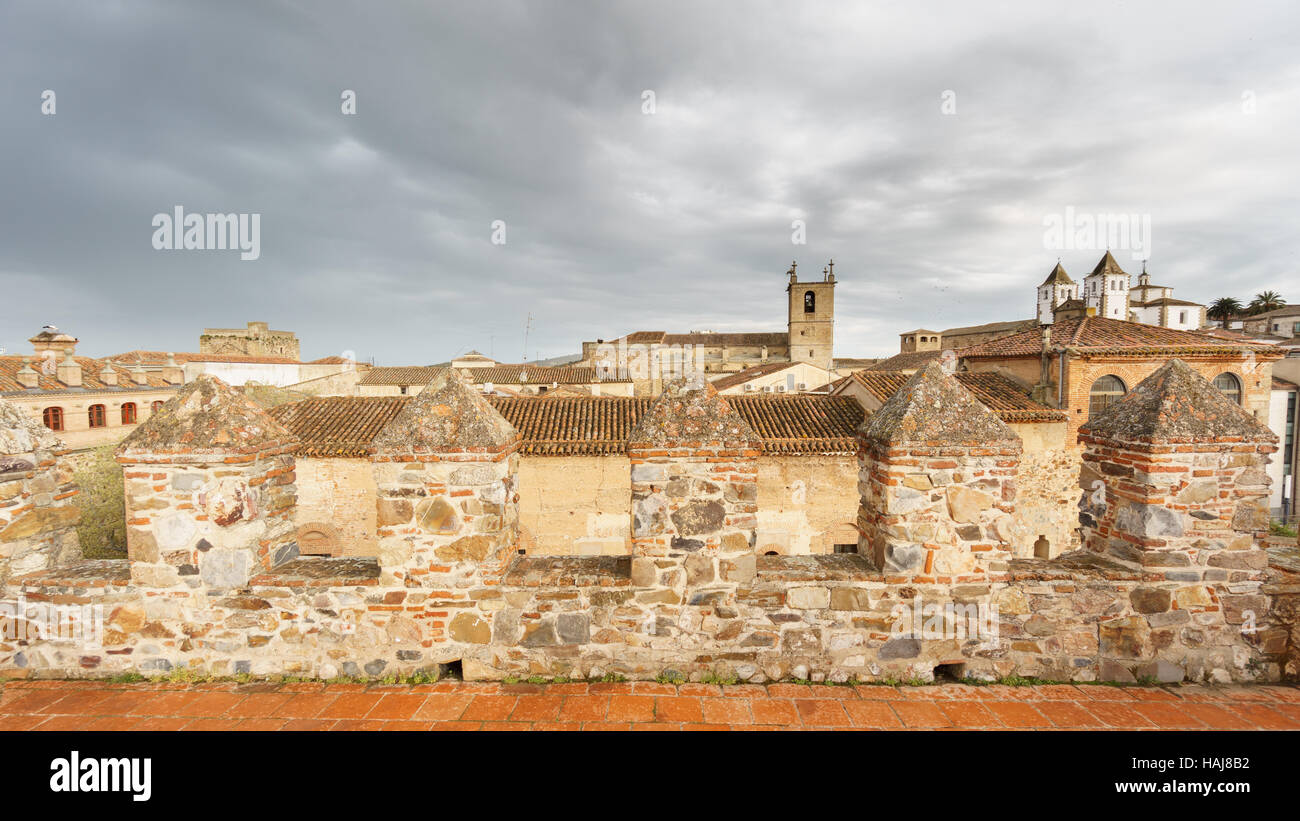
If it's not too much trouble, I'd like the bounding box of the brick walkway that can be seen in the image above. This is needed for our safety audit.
[2,679,1299,730]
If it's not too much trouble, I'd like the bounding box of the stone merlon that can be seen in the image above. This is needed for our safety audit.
[627,377,761,448]
[115,375,298,463]
[371,368,520,457]
[1079,358,1278,444]
[860,361,1018,445]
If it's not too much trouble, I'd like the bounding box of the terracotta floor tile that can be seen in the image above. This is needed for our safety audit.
[890,701,952,728]
[460,695,518,722]
[794,699,851,727]
[939,701,1001,729]
[985,702,1050,728]
[509,695,564,722]
[842,700,903,729]
[414,694,474,721]
[701,698,752,725]
[606,694,655,722]
[750,698,800,726]
[559,695,609,722]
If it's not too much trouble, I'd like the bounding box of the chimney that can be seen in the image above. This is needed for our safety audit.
[162,352,185,385]
[131,363,148,385]
[16,357,39,389]
[1041,325,1052,353]
[99,364,119,387]
[56,349,82,387]
[30,329,77,359]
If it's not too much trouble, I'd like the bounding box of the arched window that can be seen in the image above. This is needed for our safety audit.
[42,407,63,431]
[804,290,815,313]
[1088,375,1126,418]
[88,404,106,428]
[1213,372,1242,405]
[121,402,138,424]
[151,400,164,412]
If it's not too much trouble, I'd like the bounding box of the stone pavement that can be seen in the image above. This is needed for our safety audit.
[2,678,1299,730]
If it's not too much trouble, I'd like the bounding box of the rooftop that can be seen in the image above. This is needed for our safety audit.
[958,316,1281,359]
[848,370,1067,423]
[269,393,865,457]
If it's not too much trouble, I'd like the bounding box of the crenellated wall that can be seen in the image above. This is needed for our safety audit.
[2,367,1296,684]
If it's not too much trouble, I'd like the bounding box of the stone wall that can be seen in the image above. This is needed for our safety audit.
[2,368,1296,684]
[754,455,858,555]
[517,456,631,555]
[857,364,1021,580]
[0,399,81,588]
[295,457,377,556]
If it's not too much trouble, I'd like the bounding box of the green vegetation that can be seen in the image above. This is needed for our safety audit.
[1270,520,1298,538]
[71,444,126,559]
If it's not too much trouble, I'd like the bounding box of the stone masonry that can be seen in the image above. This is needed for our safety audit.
[857,363,1022,580]
[2,365,1297,684]
[0,398,81,588]
[116,376,299,589]
[371,369,521,655]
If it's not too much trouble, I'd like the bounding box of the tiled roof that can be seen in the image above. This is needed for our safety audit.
[268,397,408,456]
[940,318,1037,338]
[662,332,788,347]
[357,366,443,386]
[358,364,629,387]
[1130,297,1203,308]
[1039,263,1074,286]
[849,370,1067,422]
[709,361,802,391]
[269,394,865,457]
[864,350,943,371]
[0,356,173,396]
[958,316,1282,359]
[107,350,301,366]
[306,355,358,365]
[1089,250,1127,276]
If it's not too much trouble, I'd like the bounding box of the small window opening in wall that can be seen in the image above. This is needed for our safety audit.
[440,660,463,680]
[833,544,858,554]
[933,663,966,682]
[399,385,409,395]
[1034,535,1050,559]
[764,551,780,556]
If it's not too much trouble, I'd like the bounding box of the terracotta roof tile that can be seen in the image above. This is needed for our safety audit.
[269,394,864,457]
[0,356,173,396]
[958,316,1282,359]
[864,350,943,372]
[850,369,1067,422]
[358,364,629,386]
[709,361,802,391]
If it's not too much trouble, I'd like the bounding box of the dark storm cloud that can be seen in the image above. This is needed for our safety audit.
[2,0,1297,362]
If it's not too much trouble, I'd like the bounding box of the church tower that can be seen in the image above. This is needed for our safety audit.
[1036,262,1079,324]
[787,260,836,370]
[1083,251,1130,321]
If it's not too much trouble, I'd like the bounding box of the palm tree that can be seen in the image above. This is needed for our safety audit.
[1208,297,1245,327]
[1248,291,1286,315]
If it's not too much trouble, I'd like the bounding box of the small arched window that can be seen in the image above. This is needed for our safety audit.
[804,290,815,313]
[1088,375,1126,418]
[151,400,164,412]
[88,404,107,428]
[121,402,138,424]
[1213,372,1242,405]
[43,407,64,431]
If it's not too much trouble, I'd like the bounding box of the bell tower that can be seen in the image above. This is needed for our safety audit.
[787,260,836,370]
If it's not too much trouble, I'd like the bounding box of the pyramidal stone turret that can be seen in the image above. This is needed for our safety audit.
[628,378,761,560]
[857,363,1023,578]
[114,376,300,589]
[370,369,521,627]
[372,368,519,458]
[1079,358,1276,444]
[627,376,761,449]
[1078,359,1277,579]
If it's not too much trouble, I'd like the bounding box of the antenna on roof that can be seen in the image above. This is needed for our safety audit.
[523,313,534,362]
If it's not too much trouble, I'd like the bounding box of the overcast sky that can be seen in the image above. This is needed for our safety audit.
[2,1,1297,364]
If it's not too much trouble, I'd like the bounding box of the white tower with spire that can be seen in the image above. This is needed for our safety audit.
[1083,251,1130,320]
[1036,261,1079,324]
